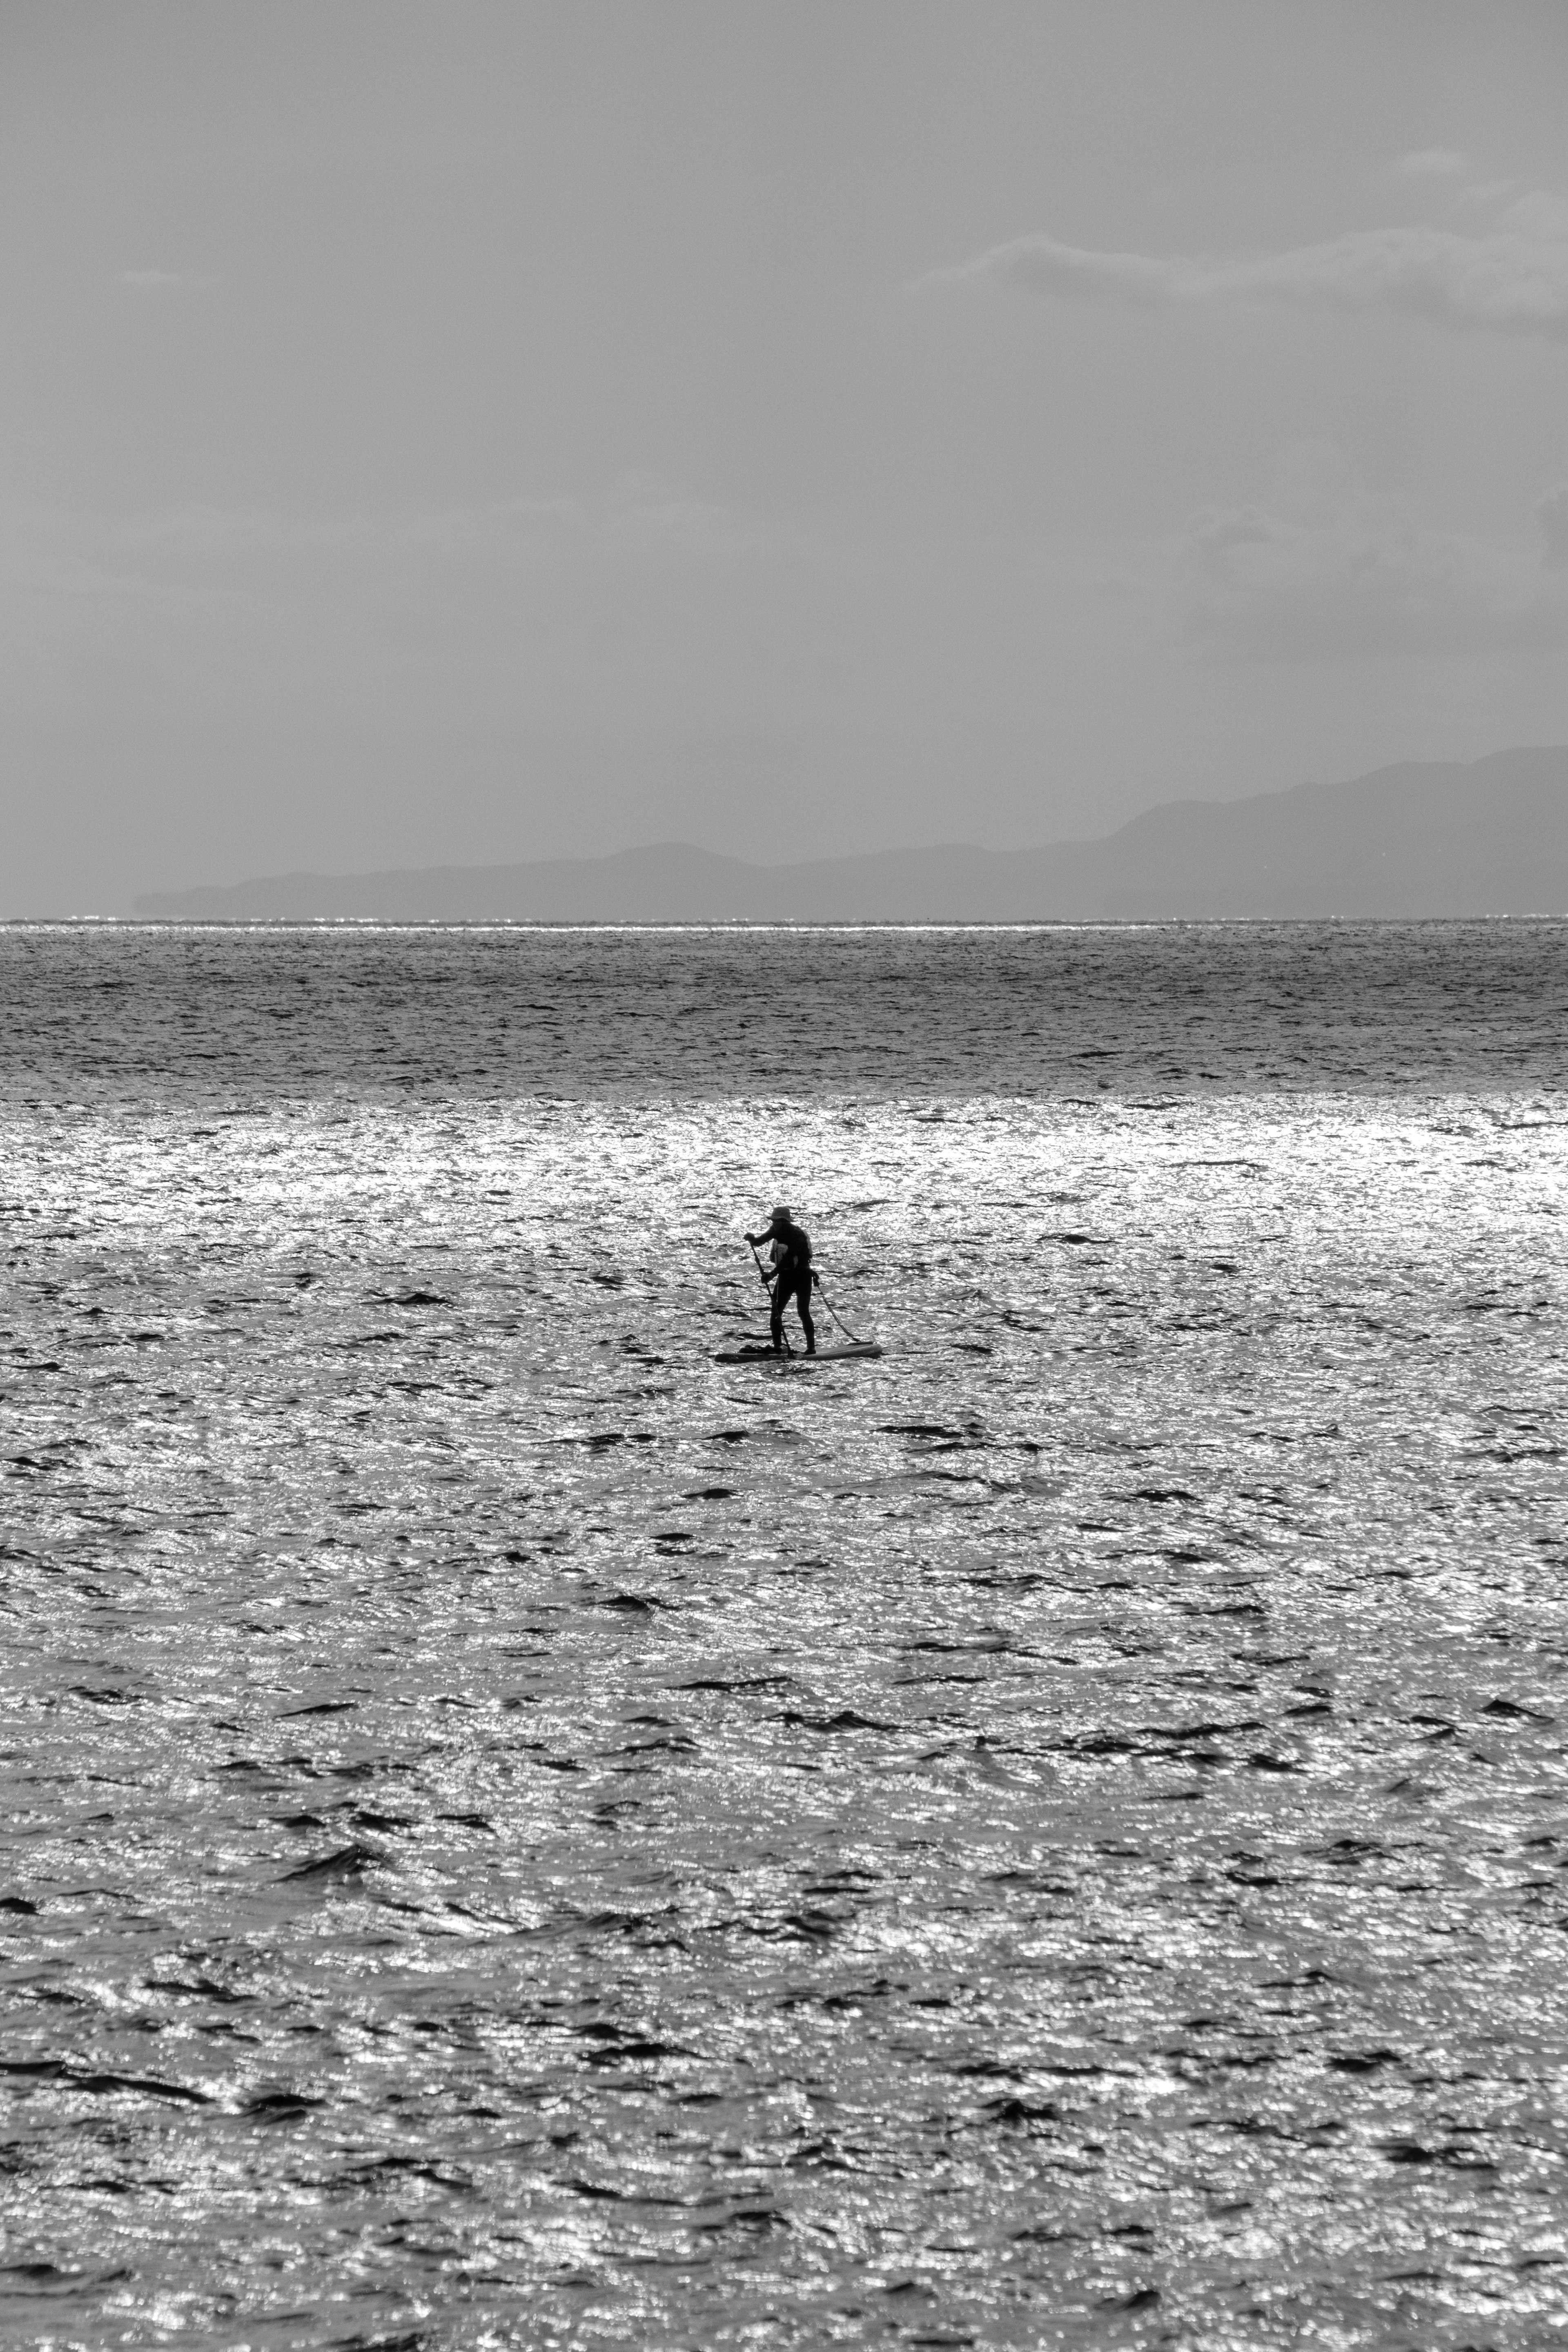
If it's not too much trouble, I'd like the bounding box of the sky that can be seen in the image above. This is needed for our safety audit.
[4,0,1567,910]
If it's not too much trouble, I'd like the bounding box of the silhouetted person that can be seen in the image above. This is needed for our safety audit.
[746,1205,815,1354]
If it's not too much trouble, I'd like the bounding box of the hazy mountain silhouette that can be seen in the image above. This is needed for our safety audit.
[134,746,1568,920]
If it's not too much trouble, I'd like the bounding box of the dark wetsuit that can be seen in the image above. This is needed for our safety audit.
[769,1221,815,1353]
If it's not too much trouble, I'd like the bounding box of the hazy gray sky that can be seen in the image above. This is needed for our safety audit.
[4,0,1567,908]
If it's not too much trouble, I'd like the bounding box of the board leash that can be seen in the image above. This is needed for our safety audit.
[813,1272,865,1346]
[749,1234,864,1351]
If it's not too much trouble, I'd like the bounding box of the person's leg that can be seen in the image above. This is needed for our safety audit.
[798,1269,816,1354]
[770,1277,786,1351]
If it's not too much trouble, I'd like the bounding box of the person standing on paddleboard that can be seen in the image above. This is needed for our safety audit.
[746,1205,816,1356]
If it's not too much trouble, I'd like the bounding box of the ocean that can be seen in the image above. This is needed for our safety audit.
[2,921,1566,2350]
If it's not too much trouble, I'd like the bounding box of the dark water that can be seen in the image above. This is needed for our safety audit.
[2,923,1566,2350]
[4,920,1564,1100]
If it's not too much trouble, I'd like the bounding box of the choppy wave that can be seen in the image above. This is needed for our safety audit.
[3,919,1565,1102]
[2,926,1565,2348]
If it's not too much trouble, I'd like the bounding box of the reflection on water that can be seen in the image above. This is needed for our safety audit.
[1,927,1565,2348]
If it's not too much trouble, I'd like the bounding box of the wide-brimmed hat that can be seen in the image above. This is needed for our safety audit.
[769,1204,791,1225]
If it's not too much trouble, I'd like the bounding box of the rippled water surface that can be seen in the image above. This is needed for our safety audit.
[3,924,1566,2350]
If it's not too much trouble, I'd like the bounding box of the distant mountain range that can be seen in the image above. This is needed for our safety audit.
[135,746,1568,921]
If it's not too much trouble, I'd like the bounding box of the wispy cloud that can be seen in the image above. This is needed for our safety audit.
[1388,148,1472,182]
[1161,470,1568,660]
[1538,483,1568,568]
[0,480,890,739]
[925,184,1568,339]
[116,267,219,294]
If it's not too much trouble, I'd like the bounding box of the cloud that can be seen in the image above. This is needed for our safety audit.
[1388,148,1472,181]
[116,268,219,294]
[0,481,904,741]
[1539,484,1568,567]
[1159,469,1568,660]
[928,191,1568,339]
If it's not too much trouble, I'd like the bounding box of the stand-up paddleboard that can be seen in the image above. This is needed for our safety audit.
[713,1340,882,1365]
[731,1219,877,1363]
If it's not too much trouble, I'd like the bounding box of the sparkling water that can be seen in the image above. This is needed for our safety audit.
[3,922,1566,2349]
